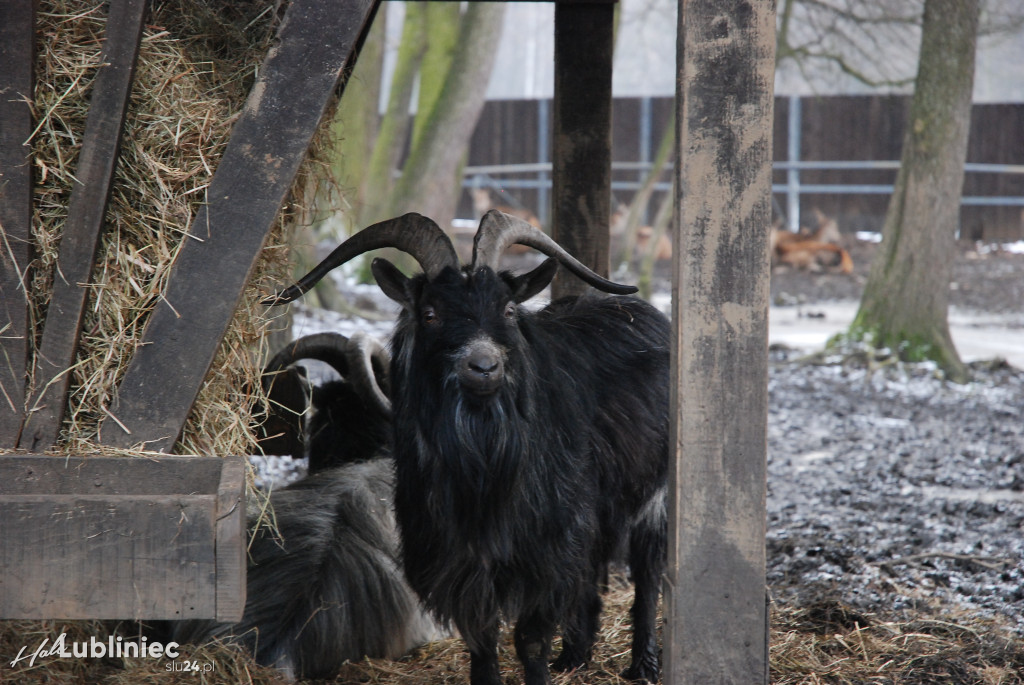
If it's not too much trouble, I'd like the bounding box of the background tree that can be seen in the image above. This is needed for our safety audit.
[330,6,503,231]
[842,0,980,382]
[283,5,505,302]
[387,3,505,228]
[775,0,921,89]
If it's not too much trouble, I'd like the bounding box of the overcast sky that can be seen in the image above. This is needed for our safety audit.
[462,0,1024,103]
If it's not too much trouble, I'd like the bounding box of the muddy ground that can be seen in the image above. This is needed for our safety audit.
[764,239,1024,637]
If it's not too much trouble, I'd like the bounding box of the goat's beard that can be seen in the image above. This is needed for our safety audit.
[442,369,527,495]
[403,370,531,555]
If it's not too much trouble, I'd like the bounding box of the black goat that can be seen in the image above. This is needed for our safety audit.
[172,457,442,680]
[265,211,670,684]
[256,331,392,472]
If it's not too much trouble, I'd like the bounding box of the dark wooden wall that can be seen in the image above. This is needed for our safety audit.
[465,95,1024,241]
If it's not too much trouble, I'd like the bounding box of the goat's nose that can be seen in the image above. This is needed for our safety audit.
[458,342,504,395]
[467,353,499,377]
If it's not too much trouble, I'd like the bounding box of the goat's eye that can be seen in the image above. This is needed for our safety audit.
[503,302,516,320]
[422,305,439,325]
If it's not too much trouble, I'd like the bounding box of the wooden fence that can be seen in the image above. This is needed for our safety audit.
[463,95,1024,241]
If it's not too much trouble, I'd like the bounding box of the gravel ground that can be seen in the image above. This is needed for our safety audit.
[766,352,1024,634]
[258,237,1024,638]
[766,240,1024,636]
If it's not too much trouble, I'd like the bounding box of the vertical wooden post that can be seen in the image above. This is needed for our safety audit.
[551,0,614,299]
[665,0,775,683]
[0,1,35,447]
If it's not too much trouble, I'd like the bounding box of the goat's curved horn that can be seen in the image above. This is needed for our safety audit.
[472,210,637,295]
[345,332,392,418]
[262,213,459,305]
[262,332,392,418]
[262,332,354,396]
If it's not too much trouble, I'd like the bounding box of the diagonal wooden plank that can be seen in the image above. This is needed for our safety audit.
[100,0,379,452]
[0,1,36,447]
[17,0,148,450]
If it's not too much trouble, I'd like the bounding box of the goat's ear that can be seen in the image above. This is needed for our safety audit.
[510,258,558,303]
[371,258,414,309]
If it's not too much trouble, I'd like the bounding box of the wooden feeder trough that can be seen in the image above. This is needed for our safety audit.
[0,455,246,622]
[0,0,620,625]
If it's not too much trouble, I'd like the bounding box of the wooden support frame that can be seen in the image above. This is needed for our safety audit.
[665,0,775,682]
[0,454,246,621]
[550,0,616,299]
[100,0,379,452]
[0,1,36,447]
[19,0,148,450]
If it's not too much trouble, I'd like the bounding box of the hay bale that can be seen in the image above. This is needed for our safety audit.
[19,0,314,457]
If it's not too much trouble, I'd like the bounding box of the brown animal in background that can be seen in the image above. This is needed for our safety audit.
[770,210,853,274]
[611,203,672,262]
[636,226,672,262]
[471,187,542,228]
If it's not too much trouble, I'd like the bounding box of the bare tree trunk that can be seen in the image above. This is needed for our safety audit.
[328,11,385,224]
[411,4,461,151]
[390,4,506,230]
[361,5,427,227]
[848,0,978,383]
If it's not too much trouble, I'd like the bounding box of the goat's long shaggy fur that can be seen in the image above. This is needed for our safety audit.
[264,211,671,684]
[385,267,670,684]
[173,459,442,680]
[307,378,391,471]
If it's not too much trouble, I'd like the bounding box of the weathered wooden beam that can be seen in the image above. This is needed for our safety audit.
[215,455,248,622]
[665,1,775,683]
[0,454,246,621]
[18,0,147,450]
[0,1,36,447]
[550,1,615,299]
[100,0,379,452]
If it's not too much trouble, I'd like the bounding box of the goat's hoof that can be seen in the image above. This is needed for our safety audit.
[551,652,587,674]
[621,660,660,683]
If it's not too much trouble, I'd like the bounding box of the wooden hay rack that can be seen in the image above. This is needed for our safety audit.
[1,1,775,682]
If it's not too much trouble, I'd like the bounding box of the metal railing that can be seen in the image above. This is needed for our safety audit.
[464,159,1024,221]
[463,96,1024,229]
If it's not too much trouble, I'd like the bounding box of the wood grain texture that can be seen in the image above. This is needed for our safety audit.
[666,1,775,683]
[100,0,378,452]
[0,1,36,447]
[0,455,245,620]
[215,455,247,622]
[551,2,614,299]
[18,0,147,451]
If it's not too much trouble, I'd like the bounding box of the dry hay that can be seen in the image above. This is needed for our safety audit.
[4,578,1024,683]
[0,0,369,677]
[332,593,1024,685]
[332,573,648,685]
[770,598,1024,685]
[0,619,286,685]
[15,0,318,458]
[1,3,325,677]
[329,590,1024,685]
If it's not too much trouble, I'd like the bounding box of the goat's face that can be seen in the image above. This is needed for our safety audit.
[372,258,557,402]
